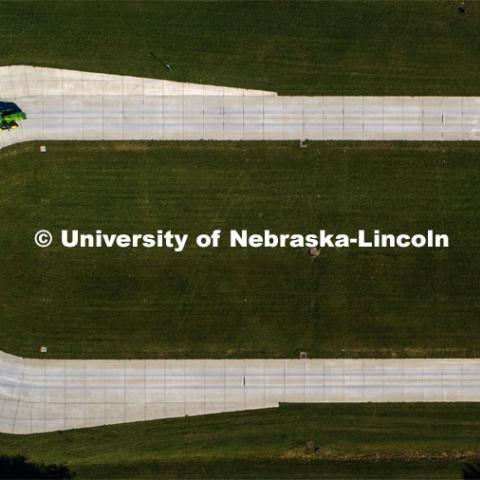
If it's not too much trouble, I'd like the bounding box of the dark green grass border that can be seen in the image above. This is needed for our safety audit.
[1,1,480,95]
[1,403,479,479]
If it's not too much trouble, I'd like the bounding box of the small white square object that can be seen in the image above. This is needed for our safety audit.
[40,146,47,153]
[40,346,47,353]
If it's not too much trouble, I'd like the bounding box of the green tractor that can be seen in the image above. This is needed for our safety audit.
[0,105,26,131]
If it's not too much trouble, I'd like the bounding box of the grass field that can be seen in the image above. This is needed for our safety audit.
[1,141,479,359]
[1,1,480,95]
[1,403,479,479]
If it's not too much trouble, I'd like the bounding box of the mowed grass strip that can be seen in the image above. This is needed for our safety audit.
[1,1,480,95]
[1,403,479,479]
[0,141,479,359]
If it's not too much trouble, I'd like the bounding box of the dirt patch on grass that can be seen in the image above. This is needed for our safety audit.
[281,447,480,462]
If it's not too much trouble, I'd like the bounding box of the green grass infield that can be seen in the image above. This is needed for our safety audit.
[1,141,478,359]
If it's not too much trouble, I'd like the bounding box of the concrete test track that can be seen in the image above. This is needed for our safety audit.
[0,65,480,148]
[2,352,480,434]
[0,66,479,434]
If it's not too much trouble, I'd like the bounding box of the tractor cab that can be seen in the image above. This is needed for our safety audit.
[0,105,27,131]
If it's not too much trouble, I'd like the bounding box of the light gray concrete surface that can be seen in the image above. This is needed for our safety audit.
[0,66,479,150]
[1,350,479,434]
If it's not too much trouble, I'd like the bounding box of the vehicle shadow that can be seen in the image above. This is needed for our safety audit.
[0,101,20,111]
